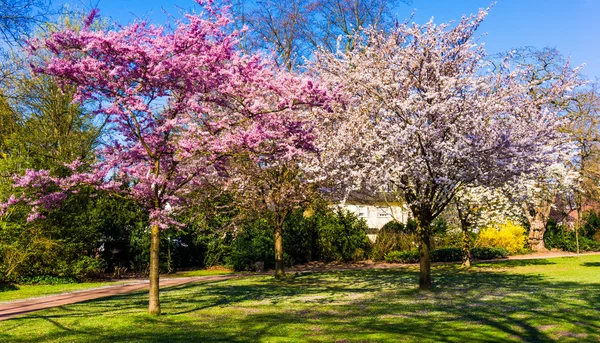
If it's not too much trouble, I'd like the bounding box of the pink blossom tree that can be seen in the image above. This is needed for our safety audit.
[312,9,579,289]
[2,1,329,314]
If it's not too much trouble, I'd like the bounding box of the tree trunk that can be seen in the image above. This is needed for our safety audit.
[524,195,554,252]
[148,224,161,315]
[576,199,581,254]
[461,227,471,268]
[274,224,285,279]
[417,219,432,290]
[418,230,432,290]
[456,203,471,268]
[528,217,547,251]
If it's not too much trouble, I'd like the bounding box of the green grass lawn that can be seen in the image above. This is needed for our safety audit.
[1,255,599,342]
[163,268,234,278]
[0,268,234,303]
[0,282,124,303]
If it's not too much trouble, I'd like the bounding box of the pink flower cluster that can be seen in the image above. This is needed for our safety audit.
[3,0,330,229]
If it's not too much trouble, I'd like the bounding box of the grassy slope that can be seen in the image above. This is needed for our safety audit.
[1,255,599,342]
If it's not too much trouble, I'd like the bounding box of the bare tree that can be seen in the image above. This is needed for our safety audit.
[564,83,600,252]
[495,47,583,250]
[0,0,49,46]
[235,0,411,70]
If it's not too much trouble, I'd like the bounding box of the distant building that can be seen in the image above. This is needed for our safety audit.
[330,190,411,241]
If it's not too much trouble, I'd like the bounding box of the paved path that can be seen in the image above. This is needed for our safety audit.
[0,274,238,321]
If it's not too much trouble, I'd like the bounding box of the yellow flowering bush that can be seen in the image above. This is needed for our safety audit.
[475,221,528,255]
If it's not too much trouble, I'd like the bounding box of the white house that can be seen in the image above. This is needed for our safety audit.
[334,193,411,241]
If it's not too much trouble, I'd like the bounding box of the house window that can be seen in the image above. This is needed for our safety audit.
[357,206,368,218]
[377,207,391,218]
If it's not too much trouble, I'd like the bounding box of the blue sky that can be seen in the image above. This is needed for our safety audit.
[62,0,600,79]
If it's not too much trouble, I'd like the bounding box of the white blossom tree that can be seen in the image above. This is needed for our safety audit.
[516,162,579,250]
[312,9,579,289]
[453,185,523,267]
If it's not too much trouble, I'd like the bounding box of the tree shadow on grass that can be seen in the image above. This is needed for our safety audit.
[582,262,600,267]
[1,267,599,343]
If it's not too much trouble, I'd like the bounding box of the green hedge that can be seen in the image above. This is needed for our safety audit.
[384,246,508,264]
[545,218,600,252]
[471,247,508,260]
[225,206,371,271]
[431,247,462,262]
[384,250,419,263]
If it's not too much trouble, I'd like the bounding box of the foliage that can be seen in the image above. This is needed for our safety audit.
[17,275,78,285]
[475,221,528,255]
[580,211,600,239]
[433,230,472,249]
[544,218,600,252]
[470,247,509,260]
[227,160,317,276]
[385,248,468,263]
[384,250,419,264]
[227,219,275,271]
[223,205,371,271]
[380,219,417,233]
[0,191,101,282]
[371,221,417,261]
[314,208,371,262]
[0,35,108,283]
[430,248,462,262]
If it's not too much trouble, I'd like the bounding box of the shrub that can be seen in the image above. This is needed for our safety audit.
[475,221,527,255]
[72,256,105,279]
[433,229,471,250]
[471,247,508,260]
[384,250,419,263]
[282,209,315,265]
[431,247,462,262]
[224,205,372,271]
[581,211,600,239]
[371,220,417,261]
[314,209,371,262]
[227,219,275,271]
[18,275,78,285]
[544,219,600,252]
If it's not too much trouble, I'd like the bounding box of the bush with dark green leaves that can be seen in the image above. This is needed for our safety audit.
[0,189,118,282]
[371,219,418,261]
[314,209,371,262]
[430,247,462,262]
[580,211,600,239]
[17,275,79,285]
[224,206,371,271]
[226,219,275,271]
[471,247,508,260]
[545,216,600,252]
[384,250,419,263]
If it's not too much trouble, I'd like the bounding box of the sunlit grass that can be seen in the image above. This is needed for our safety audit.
[0,282,125,303]
[1,255,599,342]
[162,267,234,278]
